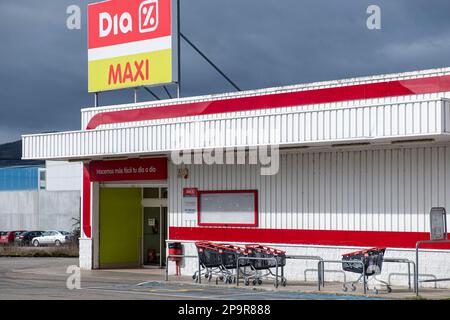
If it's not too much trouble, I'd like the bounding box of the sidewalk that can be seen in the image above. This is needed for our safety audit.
[95,267,450,300]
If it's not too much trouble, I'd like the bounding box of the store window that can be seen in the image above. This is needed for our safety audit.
[161,187,168,199]
[143,188,160,199]
[198,190,258,227]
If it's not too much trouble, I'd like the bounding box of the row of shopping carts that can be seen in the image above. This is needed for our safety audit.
[192,242,287,287]
[191,242,390,293]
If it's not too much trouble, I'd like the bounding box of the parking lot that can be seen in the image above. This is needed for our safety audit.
[0,257,448,300]
[0,257,382,300]
[0,230,77,247]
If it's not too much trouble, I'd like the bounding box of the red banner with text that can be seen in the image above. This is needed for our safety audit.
[89,158,168,182]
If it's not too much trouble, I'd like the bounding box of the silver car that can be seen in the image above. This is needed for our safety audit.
[32,231,72,247]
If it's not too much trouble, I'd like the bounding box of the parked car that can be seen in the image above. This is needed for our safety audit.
[0,230,27,245]
[31,231,73,247]
[15,231,45,246]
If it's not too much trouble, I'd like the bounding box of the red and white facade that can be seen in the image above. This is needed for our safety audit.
[22,67,450,287]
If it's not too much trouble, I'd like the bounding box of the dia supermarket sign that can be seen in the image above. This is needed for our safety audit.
[88,0,178,92]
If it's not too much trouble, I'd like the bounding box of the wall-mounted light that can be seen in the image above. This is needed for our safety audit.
[177,168,189,179]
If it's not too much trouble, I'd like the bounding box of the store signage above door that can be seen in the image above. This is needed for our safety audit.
[87,0,178,93]
[89,158,168,182]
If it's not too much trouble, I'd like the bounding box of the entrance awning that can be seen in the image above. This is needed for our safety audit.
[22,98,450,161]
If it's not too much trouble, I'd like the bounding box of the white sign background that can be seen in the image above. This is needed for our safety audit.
[183,195,198,223]
[199,192,256,225]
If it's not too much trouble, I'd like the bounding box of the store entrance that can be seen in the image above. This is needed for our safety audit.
[142,187,168,268]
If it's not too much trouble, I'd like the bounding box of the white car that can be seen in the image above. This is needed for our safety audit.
[32,231,72,247]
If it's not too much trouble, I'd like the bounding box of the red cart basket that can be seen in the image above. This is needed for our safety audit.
[193,241,223,283]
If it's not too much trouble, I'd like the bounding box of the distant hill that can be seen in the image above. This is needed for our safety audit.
[0,140,44,167]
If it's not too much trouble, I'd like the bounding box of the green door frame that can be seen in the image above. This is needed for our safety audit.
[142,191,168,268]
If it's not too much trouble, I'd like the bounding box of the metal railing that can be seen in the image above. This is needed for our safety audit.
[415,239,450,296]
[383,257,416,292]
[236,256,281,288]
[304,269,347,284]
[318,259,367,294]
[285,255,325,286]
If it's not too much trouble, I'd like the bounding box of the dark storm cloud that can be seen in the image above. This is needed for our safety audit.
[1,0,450,143]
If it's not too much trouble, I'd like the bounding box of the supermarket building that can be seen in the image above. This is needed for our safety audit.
[22,67,450,287]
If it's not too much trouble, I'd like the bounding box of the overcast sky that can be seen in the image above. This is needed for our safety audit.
[1,0,450,144]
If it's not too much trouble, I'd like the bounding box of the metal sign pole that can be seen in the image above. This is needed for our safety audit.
[160,205,162,268]
[177,0,181,98]
[94,92,99,107]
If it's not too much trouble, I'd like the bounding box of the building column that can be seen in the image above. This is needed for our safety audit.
[79,163,93,269]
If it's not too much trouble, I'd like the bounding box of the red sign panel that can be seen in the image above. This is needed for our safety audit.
[89,158,167,182]
[88,0,172,49]
[183,188,198,197]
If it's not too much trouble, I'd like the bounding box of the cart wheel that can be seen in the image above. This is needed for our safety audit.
[244,279,250,286]
[281,279,287,287]
[351,284,357,292]
[233,277,236,284]
[387,286,392,293]
[192,274,196,280]
[373,288,379,295]
[204,273,209,279]
[252,279,257,286]
[258,279,263,285]
[342,285,348,292]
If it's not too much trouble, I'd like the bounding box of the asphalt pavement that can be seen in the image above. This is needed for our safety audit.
[0,257,378,300]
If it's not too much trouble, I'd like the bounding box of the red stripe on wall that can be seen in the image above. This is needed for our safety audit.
[87,75,450,129]
[82,165,91,238]
[169,227,450,250]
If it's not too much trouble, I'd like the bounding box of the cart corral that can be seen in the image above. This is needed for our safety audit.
[167,239,446,296]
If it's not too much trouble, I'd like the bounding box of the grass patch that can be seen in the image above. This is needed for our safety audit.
[0,245,79,258]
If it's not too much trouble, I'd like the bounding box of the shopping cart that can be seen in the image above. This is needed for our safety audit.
[193,241,224,283]
[341,247,391,294]
[244,244,287,286]
[216,244,249,284]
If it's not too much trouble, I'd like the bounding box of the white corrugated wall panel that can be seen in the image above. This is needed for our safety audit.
[169,144,450,234]
[23,99,450,160]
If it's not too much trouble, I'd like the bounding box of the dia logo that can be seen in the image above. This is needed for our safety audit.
[139,0,159,33]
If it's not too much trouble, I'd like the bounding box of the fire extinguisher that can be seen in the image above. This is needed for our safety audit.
[147,249,157,263]
[168,242,183,275]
